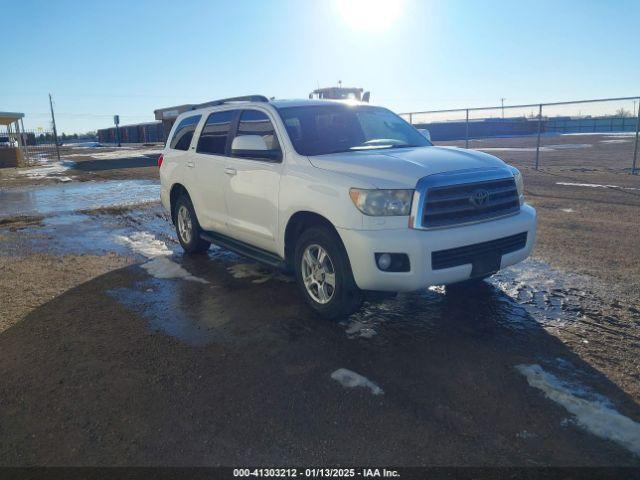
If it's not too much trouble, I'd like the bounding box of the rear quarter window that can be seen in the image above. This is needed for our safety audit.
[169,115,201,150]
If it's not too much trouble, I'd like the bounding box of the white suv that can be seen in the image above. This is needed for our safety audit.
[159,95,536,318]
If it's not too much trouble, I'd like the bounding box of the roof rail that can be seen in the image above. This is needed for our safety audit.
[193,95,269,110]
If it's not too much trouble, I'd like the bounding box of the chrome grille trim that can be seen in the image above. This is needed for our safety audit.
[410,167,520,230]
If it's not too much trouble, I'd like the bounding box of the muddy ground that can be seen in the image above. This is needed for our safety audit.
[0,138,639,466]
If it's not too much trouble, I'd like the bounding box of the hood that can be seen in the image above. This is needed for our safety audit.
[308,146,508,189]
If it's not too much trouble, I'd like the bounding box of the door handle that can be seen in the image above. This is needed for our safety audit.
[187,161,195,168]
[225,167,237,176]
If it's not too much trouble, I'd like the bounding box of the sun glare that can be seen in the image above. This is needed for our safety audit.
[335,0,404,31]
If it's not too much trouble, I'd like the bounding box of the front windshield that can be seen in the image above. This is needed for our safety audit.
[276,104,432,156]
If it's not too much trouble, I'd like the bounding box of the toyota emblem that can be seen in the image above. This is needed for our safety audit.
[469,189,489,207]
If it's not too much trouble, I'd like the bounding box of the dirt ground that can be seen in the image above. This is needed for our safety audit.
[0,138,639,466]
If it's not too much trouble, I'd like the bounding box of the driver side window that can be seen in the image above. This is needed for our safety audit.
[233,110,282,162]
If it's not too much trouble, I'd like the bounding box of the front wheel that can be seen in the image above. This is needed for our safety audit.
[294,226,363,320]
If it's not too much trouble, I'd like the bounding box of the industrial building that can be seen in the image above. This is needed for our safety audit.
[154,100,236,142]
[97,121,164,144]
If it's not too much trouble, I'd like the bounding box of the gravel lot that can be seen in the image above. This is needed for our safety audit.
[0,138,639,466]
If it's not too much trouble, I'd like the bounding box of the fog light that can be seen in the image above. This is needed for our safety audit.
[375,253,410,272]
[377,253,392,270]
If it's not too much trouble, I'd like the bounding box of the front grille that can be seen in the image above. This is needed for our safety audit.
[431,232,528,270]
[422,177,519,228]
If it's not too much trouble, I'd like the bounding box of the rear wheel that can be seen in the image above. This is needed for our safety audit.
[294,226,363,319]
[174,194,210,254]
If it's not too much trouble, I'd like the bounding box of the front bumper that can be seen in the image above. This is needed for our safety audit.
[337,204,536,292]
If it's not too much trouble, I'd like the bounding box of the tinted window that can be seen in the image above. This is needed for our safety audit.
[197,110,236,155]
[170,115,201,150]
[276,105,430,156]
[233,110,281,160]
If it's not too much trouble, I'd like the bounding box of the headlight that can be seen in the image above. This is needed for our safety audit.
[511,168,525,205]
[349,189,414,216]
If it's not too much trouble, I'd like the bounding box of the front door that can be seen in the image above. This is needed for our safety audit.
[223,109,282,253]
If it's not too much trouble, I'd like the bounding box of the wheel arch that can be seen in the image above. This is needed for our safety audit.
[283,211,345,271]
[169,183,190,223]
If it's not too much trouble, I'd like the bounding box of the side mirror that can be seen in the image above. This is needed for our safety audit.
[231,135,280,160]
[418,129,431,141]
[362,91,371,103]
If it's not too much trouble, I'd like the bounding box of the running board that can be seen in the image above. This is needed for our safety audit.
[200,230,287,270]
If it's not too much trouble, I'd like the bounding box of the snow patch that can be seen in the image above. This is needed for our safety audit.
[142,257,208,284]
[115,231,208,284]
[478,143,591,153]
[545,143,592,150]
[556,182,639,191]
[115,232,172,258]
[17,161,72,178]
[560,208,574,213]
[330,368,383,395]
[561,132,636,137]
[478,147,543,152]
[516,364,640,456]
[66,148,161,160]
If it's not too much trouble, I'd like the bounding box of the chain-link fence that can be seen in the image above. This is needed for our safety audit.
[400,96,640,174]
[0,128,60,167]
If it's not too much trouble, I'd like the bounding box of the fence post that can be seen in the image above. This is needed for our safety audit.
[409,113,413,125]
[535,104,543,170]
[633,98,640,175]
[465,109,469,149]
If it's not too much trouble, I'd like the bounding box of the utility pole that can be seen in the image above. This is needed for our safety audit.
[49,93,61,162]
[114,115,121,147]
[632,97,640,175]
[500,98,506,118]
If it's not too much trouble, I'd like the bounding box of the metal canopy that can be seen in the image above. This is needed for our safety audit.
[0,111,25,126]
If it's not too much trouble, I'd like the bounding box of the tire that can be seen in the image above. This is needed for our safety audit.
[173,194,211,254]
[294,226,363,320]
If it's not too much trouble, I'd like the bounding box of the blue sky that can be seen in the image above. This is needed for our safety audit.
[1,0,638,134]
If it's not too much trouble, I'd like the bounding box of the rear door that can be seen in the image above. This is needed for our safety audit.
[223,109,283,253]
[162,114,201,214]
[189,109,239,233]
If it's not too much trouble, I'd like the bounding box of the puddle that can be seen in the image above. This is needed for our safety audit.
[108,278,223,346]
[0,205,173,257]
[341,258,610,346]
[2,202,632,351]
[0,180,160,218]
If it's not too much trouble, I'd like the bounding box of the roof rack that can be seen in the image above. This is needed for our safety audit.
[192,95,269,110]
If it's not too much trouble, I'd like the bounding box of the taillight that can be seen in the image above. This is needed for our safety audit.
[157,154,164,168]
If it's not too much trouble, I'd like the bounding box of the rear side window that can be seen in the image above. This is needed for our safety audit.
[170,115,201,151]
[197,110,236,155]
